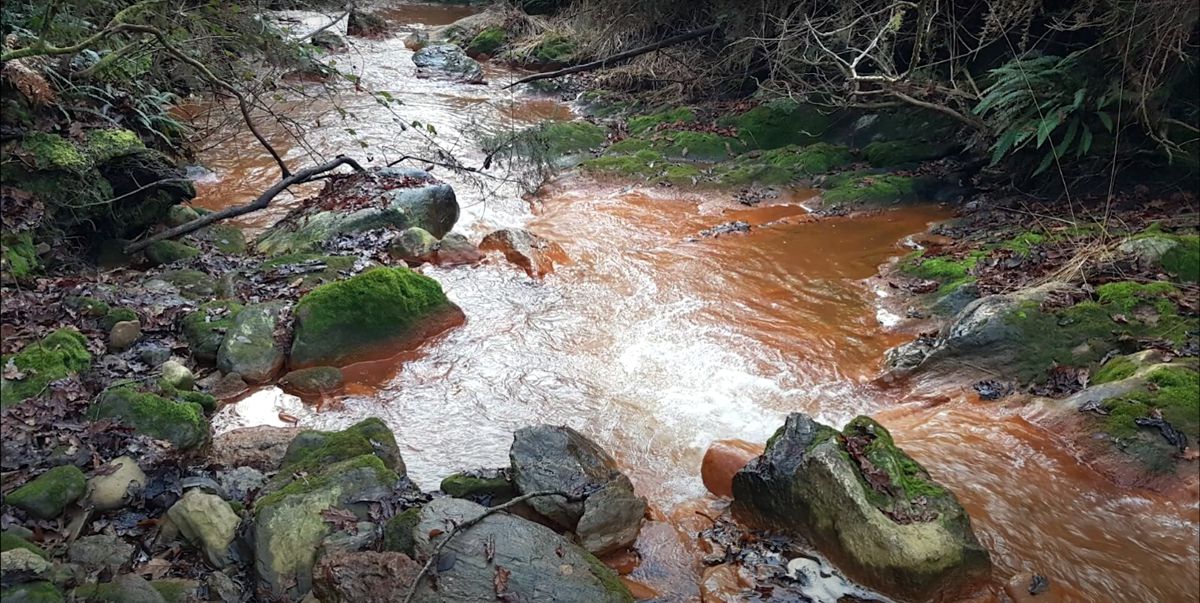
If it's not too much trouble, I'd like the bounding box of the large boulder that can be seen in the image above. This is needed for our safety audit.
[255,168,459,256]
[216,301,288,384]
[404,497,633,602]
[289,267,457,368]
[731,414,991,602]
[509,425,646,555]
[412,44,484,83]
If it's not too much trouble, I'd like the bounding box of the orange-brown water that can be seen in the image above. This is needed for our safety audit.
[195,7,1200,601]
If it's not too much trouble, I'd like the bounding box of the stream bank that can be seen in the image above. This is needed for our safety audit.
[2,3,1198,603]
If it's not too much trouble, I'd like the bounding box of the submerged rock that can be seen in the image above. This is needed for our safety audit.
[404,497,634,602]
[731,413,991,601]
[6,465,86,520]
[255,168,459,256]
[412,44,484,83]
[289,267,457,368]
[509,425,646,555]
[479,228,565,277]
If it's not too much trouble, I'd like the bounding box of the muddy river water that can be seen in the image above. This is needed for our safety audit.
[189,5,1199,601]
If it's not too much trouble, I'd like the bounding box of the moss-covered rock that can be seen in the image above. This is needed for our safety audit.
[821,173,917,207]
[21,133,90,172]
[713,143,854,185]
[181,301,244,363]
[278,418,405,478]
[491,121,607,167]
[216,301,288,384]
[580,150,667,179]
[258,253,356,288]
[145,240,200,266]
[531,33,576,65]
[165,204,200,227]
[89,386,208,449]
[92,149,196,240]
[863,139,956,167]
[279,366,344,395]
[719,100,836,150]
[466,26,505,56]
[1,532,48,558]
[253,455,400,599]
[899,250,987,296]
[84,129,145,164]
[381,507,422,555]
[65,296,110,317]
[5,465,86,520]
[2,232,40,279]
[1,328,91,407]
[0,582,63,603]
[191,224,247,255]
[732,413,990,601]
[100,307,138,331]
[290,267,453,367]
[1102,365,1199,450]
[1121,231,1200,282]
[152,269,222,301]
[440,469,514,501]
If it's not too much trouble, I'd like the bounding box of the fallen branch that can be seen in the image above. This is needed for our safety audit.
[401,489,579,603]
[503,24,720,89]
[124,156,363,254]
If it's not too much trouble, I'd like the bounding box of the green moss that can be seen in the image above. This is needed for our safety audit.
[607,137,653,155]
[1095,281,1177,314]
[467,27,505,55]
[822,174,916,207]
[580,150,665,179]
[1161,235,1199,282]
[290,267,451,366]
[101,308,138,331]
[720,100,834,150]
[716,143,853,185]
[540,121,606,157]
[181,300,243,363]
[5,465,86,520]
[21,133,89,172]
[146,240,200,266]
[175,390,217,413]
[89,386,208,449]
[863,139,954,167]
[255,454,398,512]
[899,250,985,295]
[2,232,40,278]
[1,582,63,603]
[0,532,48,558]
[65,296,110,317]
[157,269,220,301]
[84,129,144,163]
[279,417,402,476]
[842,417,945,516]
[1094,355,1139,384]
[627,107,695,134]
[1001,232,1046,256]
[1102,365,1199,446]
[440,471,513,499]
[663,164,702,186]
[382,507,422,555]
[0,329,91,407]
[581,550,635,601]
[655,131,744,161]
[194,224,247,255]
[149,580,195,603]
[532,34,575,64]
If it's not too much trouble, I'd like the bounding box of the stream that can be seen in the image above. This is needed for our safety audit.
[187,5,1200,601]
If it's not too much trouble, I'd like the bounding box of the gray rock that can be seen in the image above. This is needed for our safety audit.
[255,168,459,256]
[137,343,172,366]
[160,360,194,391]
[108,320,141,351]
[313,550,421,603]
[216,302,288,384]
[0,548,51,576]
[412,44,484,83]
[166,489,240,567]
[732,414,991,601]
[509,425,646,554]
[405,497,633,602]
[435,232,483,266]
[388,227,438,265]
[86,456,147,512]
[205,571,242,603]
[215,466,267,502]
[76,574,166,603]
[69,534,133,572]
[210,426,300,471]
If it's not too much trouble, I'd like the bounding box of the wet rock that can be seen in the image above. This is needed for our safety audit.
[1004,572,1063,602]
[255,167,459,255]
[86,456,146,512]
[403,31,428,51]
[75,574,165,603]
[215,466,267,502]
[412,44,484,83]
[699,564,748,602]
[210,426,301,470]
[479,228,566,277]
[148,269,225,301]
[313,549,421,602]
[434,232,484,266]
[388,226,438,265]
[731,413,991,601]
[6,465,86,519]
[68,534,132,572]
[180,301,243,363]
[253,455,401,599]
[701,440,762,499]
[381,508,421,555]
[289,267,456,368]
[509,425,646,555]
[159,360,194,391]
[145,240,200,266]
[208,372,249,401]
[279,366,344,396]
[166,489,240,567]
[440,468,514,502]
[0,582,63,603]
[108,320,140,351]
[90,386,208,449]
[216,301,288,384]
[310,30,346,52]
[404,497,633,602]
[279,418,405,477]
